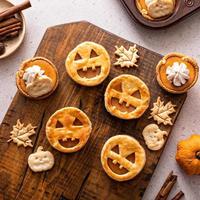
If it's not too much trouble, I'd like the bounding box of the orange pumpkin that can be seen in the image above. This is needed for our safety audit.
[176,134,200,175]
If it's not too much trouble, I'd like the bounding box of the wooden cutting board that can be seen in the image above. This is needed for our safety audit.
[0,21,187,200]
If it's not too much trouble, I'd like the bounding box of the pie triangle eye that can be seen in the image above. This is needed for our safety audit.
[90,49,98,58]
[55,120,63,128]
[73,118,82,126]
[75,53,82,61]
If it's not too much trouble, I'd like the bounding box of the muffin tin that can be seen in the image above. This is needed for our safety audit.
[120,0,200,28]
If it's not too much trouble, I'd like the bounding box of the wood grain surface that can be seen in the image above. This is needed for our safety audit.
[0,21,187,200]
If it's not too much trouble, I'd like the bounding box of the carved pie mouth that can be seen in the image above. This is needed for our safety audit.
[77,66,101,78]
[111,97,136,113]
[59,138,80,148]
[107,145,135,175]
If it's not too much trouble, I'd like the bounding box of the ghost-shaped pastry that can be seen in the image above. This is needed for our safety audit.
[28,146,54,172]
[142,124,168,151]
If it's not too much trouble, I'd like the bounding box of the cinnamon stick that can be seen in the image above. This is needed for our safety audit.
[155,171,177,200]
[0,26,21,37]
[171,191,184,200]
[0,22,22,33]
[0,31,19,41]
[0,0,31,22]
[0,17,21,29]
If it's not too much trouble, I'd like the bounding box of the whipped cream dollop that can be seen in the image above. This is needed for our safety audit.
[166,62,190,87]
[23,65,54,98]
[23,65,47,84]
[145,0,175,19]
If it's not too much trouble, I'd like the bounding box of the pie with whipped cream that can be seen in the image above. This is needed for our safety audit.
[156,53,199,94]
[16,57,59,99]
[101,135,146,181]
[136,0,176,20]
[65,41,111,86]
[104,74,150,119]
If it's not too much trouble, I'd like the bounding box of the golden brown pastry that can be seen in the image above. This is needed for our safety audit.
[104,74,150,119]
[65,41,111,86]
[16,57,59,99]
[136,0,175,20]
[156,53,199,94]
[101,135,146,181]
[46,107,92,153]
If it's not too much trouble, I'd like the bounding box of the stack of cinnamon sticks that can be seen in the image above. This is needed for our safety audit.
[0,0,31,56]
[155,171,184,200]
[0,17,22,42]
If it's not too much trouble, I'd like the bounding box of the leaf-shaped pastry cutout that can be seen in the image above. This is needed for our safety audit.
[7,119,37,147]
[114,44,139,68]
[148,97,176,125]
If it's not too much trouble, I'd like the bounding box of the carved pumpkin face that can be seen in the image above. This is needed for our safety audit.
[176,134,200,175]
[65,41,111,86]
[46,107,92,153]
[28,146,54,172]
[101,135,146,181]
[105,74,150,119]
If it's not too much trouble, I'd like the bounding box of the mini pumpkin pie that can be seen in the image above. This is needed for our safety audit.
[136,0,176,20]
[16,57,59,99]
[101,135,146,181]
[104,74,150,119]
[156,53,199,94]
[65,41,111,86]
[46,107,92,153]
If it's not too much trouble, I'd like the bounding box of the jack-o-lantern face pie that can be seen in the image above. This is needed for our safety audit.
[101,135,146,181]
[16,57,59,99]
[136,0,176,20]
[46,107,92,153]
[104,74,150,119]
[156,53,199,94]
[65,41,111,86]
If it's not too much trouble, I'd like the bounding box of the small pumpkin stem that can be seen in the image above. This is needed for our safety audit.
[196,151,200,160]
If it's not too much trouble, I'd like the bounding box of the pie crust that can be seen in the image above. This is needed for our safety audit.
[104,74,150,119]
[156,53,199,94]
[46,107,92,153]
[65,41,111,86]
[16,57,59,99]
[101,135,146,181]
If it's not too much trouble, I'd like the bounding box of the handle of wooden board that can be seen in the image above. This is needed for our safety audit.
[0,0,32,22]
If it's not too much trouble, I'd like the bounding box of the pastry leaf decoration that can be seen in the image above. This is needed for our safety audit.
[114,45,139,68]
[148,97,176,125]
[7,119,37,147]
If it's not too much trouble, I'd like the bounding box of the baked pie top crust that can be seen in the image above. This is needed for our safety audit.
[16,57,59,99]
[65,41,111,86]
[101,135,146,181]
[104,74,150,119]
[46,107,92,153]
[156,53,199,94]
